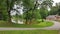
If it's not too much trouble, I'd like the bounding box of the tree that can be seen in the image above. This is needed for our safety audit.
[22,0,35,24]
[49,6,58,15]
[0,0,8,20]
[56,3,60,15]
[39,0,53,22]
[49,2,60,15]
[23,0,42,24]
[6,0,22,22]
[39,8,48,22]
[23,9,41,24]
[6,0,16,22]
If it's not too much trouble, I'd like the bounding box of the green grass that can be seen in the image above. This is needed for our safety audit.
[37,21,53,27]
[0,30,59,34]
[0,20,53,28]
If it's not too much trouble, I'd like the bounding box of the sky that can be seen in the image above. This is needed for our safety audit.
[53,0,60,3]
[53,0,60,6]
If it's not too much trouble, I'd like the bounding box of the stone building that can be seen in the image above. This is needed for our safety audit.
[46,15,60,21]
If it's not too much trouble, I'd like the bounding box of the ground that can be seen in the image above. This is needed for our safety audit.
[0,21,60,30]
[0,20,53,28]
[0,21,60,34]
[41,21,60,30]
[0,30,58,34]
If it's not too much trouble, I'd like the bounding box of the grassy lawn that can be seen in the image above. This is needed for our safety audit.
[0,30,59,34]
[0,20,53,28]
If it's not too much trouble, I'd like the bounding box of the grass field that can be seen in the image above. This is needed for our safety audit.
[0,20,53,28]
[0,30,59,34]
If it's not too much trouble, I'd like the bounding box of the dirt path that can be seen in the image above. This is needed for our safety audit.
[41,21,60,30]
[0,21,60,30]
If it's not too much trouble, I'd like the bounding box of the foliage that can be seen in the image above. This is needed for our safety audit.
[22,0,34,9]
[0,0,8,20]
[1,0,60,25]
[40,8,48,19]
[49,2,60,15]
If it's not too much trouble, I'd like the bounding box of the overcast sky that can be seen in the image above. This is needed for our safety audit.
[53,0,60,6]
[53,0,60,3]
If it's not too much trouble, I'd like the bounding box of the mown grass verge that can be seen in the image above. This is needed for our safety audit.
[0,20,53,28]
[0,30,58,34]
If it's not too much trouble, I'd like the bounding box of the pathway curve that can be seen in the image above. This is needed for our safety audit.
[41,21,60,30]
[0,21,60,30]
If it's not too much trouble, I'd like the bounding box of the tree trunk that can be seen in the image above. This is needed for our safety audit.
[7,0,15,23]
[25,0,38,24]
[25,19,28,24]
[7,3,12,23]
[42,19,44,22]
[25,9,29,24]
[29,18,32,24]
[8,10,12,23]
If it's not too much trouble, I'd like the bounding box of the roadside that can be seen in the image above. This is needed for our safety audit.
[0,21,60,30]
